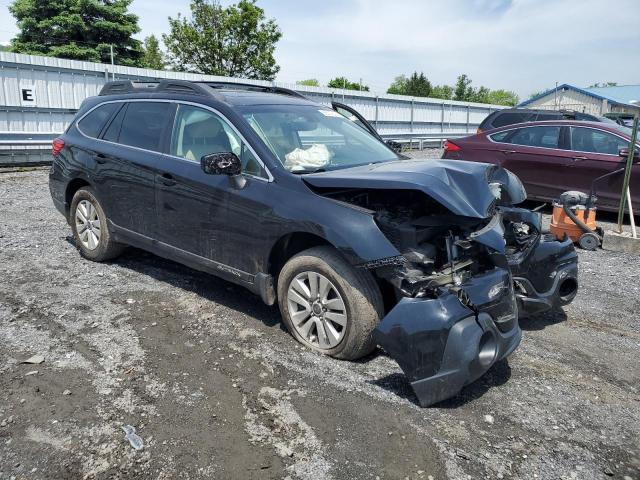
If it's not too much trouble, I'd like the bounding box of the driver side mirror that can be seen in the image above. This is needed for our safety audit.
[201,152,242,176]
[618,147,639,160]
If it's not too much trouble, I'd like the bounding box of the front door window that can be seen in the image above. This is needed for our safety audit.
[570,127,629,155]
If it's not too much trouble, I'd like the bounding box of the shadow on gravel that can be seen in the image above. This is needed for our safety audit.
[369,359,512,408]
[519,308,568,331]
[85,243,283,329]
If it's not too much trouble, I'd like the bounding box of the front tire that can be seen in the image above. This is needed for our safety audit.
[70,187,125,262]
[277,246,384,360]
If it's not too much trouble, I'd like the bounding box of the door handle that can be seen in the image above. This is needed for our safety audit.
[160,172,176,186]
[501,150,516,154]
[93,153,107,164]
[572,156,588,161]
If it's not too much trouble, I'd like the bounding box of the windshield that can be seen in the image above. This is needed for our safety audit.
[240,104,398,172]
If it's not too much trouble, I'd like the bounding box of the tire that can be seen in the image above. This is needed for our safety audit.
[70,187,126,262]
[277,246,384,360]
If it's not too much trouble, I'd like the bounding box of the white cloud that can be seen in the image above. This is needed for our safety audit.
[1,0,638,100]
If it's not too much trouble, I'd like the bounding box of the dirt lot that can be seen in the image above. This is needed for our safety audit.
[0,167,639,480]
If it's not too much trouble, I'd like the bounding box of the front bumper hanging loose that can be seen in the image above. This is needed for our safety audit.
[373,268,521,407]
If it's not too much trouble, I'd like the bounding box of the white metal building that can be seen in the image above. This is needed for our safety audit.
[0,51,505,165]
[518,83,640,116]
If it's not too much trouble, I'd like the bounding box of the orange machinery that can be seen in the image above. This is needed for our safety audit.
[550,191,601,250]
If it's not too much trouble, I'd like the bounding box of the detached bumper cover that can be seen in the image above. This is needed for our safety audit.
[373,268,521,407]
[510,234,578,316]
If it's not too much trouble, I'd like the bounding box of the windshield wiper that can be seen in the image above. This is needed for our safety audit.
[291,167,327,174]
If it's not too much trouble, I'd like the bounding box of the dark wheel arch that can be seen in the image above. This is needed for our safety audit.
[65,178,91,220]
[268,232,333,282]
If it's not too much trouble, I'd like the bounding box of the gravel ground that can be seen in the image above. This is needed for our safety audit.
[0,167,639,480]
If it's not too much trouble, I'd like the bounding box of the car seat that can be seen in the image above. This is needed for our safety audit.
[182,117,232,162]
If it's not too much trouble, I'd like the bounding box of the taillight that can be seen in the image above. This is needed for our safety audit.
[444,140,461,152]
[52,138,65,156]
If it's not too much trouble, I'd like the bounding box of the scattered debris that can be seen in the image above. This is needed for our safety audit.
[21,354,44,364]
[484,414,495,425]
[24,370,39,376]
[122,425,144,450]
[62,389,71,396]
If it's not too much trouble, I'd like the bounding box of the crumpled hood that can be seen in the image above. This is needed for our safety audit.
[303,159,526,218]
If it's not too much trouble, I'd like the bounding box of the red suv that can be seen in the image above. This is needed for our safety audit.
[443,121,639,212]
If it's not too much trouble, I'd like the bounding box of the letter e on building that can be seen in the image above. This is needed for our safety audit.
[20,85,36,105]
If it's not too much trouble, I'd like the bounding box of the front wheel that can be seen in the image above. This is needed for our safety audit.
[277,246,384,360]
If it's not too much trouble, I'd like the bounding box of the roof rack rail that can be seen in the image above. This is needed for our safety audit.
[196,81,308,99]
[98,80,211,97]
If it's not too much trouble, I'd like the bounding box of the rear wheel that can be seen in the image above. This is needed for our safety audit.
[70,187,125,261]
[277,246,383,360]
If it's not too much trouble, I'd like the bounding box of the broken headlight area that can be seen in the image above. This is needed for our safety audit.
[329,188,503,299]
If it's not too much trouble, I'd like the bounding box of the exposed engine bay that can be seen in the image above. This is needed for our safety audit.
[313,188,537,299]
[304,160,578,407]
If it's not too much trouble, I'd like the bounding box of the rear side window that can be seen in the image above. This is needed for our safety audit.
[496,126,561,148]
[77,103,118,138]
[570,127,629,155]
[489,130,514,142]
[492,112,534,128]
[117,102,172,152]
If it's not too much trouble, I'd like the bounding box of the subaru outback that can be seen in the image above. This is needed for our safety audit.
[49,80,578,406]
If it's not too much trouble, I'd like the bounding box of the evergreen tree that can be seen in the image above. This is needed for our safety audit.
[387,72,431,97]
[9,0,143,66]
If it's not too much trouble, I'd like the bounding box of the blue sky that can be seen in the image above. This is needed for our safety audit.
[1,0,639,100]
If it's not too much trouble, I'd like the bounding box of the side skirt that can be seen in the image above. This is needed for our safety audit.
[109,221,276,305]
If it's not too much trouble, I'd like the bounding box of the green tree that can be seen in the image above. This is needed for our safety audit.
[430,84,453,100]
[328,77,369,91]
[405,72,431,97]
[164,0,281,80]
[488,89,519,106]
[454,74,473,101]
[9,0,143,66]
[387,72,432,97]
[297,78,319,87]
[387,75,408,95]
[471,86,490,103]
[140,35,166,70]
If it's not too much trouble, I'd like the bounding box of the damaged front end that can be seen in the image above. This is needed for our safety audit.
[306,160,578,406]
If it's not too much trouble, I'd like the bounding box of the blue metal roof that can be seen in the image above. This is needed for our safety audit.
[584,85,640,106]
[518,83,640,108]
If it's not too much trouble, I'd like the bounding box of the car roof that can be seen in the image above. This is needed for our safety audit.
[96,80,320,108]
[484,119,631,136]
[211,89,318,107]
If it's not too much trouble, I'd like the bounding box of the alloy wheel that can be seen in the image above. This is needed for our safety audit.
[287,271,348,350]
[75,199,101,250]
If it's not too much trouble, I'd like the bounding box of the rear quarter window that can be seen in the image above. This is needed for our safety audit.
[77,103,119,138]
[492,112,534,128]
[489,130,514,142]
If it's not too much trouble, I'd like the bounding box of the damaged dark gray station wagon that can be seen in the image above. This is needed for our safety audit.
[49,81,579,406]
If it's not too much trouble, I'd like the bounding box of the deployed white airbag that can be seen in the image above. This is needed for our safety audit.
[284,144,332,172]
